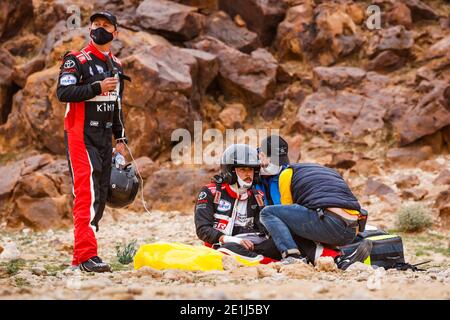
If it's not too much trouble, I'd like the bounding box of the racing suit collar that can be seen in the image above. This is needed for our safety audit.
[87,40,112,61]
[223,183,238,199]
[225,183,249,200]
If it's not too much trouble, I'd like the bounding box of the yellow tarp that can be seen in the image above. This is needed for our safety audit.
[133,242,260,271]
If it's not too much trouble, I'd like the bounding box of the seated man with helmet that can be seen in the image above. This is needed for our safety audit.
[257,135,373,270]
[194,144,281,263]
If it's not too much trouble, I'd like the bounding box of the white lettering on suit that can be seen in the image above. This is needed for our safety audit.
[96,103,115,112]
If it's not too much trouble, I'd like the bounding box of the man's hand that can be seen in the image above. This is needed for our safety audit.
[240,239,254,251]
[259,151,269,168]
[220,235,255,251]
[115,142,127,157]
[100,77,119,93]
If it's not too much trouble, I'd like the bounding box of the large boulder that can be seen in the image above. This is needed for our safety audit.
[275,3,314,58]
[203,11,260,53]
[291,69,423,147]
[142,167,215,212]
[385,1,413,28]
[261,99,284,121]
[313,66,366,90]
[218,0,287,46]
[171,0,218,11]
[0,154,53,201]
[275,2,362,65]
[2,33,42,59]
[434,188,450,229]
[32,0,66,34]
[366,50,407,72]
[136,0,205,41]
[434,169,450,186]
[326,151,358,170]
[11,195,71,230]
[367,26,414,57]
[123,107,160,159]
[121,44,207,158]
[395,174,420,189]
[443,125,450,153]
[344,2,366,25]
[44,26,89,67]
[425,35,450,60]
[0,66,65,155]
[400,188,428,201]
[0,49,16,125]
[396,80,450,146]
[366,25,414,72]
[11,55,46,88]
[180,48,220,98]
[132,156,158,180]
[0,154,73,230]
[373,0,439,23]
[7,158,72,230]
[291,90,386,142]
[218,102,247,129]
[386,146,433,167]
[0,0,33,41]
[112,28,172,58]
[365,178,395,197]
[0,161,25,201]
[403,0,440,21]
[188,37,278,105]
[123,45,198,106]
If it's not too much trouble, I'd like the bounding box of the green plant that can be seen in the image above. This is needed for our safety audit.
[14,277,30,287]
[116,239,138,265]
[396,204,433,232]
[110,262,130,272]
[44,264,68,275]
[6,259,26,276]
[415,250,426,257]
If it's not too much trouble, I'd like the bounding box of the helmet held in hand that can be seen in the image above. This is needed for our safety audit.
[107,156,139,208]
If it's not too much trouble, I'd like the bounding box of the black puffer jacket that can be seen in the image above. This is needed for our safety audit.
[290,163,361,211]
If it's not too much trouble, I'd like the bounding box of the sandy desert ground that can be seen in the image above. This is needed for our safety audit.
[0,208,449,300]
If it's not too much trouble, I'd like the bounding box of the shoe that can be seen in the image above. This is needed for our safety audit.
[79,256,112,273]
[280,254,308,265]
[336,239,373,270]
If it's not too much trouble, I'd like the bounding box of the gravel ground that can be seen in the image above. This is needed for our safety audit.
[0,209,449,300]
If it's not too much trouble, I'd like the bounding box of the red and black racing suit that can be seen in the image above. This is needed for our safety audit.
[56,41,127,266]
[194,181,281,262]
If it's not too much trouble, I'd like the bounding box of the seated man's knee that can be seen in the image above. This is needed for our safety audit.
[260,206,273,220]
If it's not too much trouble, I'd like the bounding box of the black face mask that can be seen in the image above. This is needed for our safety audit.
[90,27,114,45]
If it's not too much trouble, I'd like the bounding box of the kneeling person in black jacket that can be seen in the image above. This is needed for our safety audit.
[194,144,281,263]
[260,163,372,268]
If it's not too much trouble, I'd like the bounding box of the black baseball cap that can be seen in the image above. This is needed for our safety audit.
[90,11,118,29]
[259,135,290,166]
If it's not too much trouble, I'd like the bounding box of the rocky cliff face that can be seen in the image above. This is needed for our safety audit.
[0,0,449,231]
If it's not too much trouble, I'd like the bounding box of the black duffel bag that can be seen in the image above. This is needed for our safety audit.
[338,229,405,269]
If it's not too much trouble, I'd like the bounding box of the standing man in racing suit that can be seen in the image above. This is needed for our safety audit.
[57,11,129,272]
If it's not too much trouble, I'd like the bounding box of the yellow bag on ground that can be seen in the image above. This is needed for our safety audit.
[133,242,260,271]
